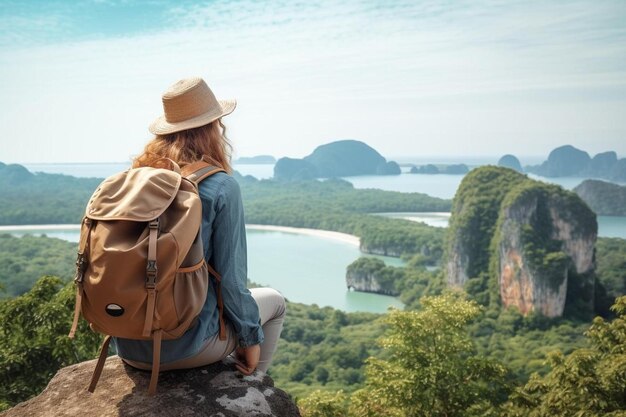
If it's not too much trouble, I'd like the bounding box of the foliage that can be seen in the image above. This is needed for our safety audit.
[238,175,449,260]
[270,302,385,399]
[0,164,101,225]
[0,235,76,297]
[595,237,626,317]
[299,390,349,417]
[346,257,445,306]
[503,296,626,417]
[0,276,101,410]
[300,292,510,417]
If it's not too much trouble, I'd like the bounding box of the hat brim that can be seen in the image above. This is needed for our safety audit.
[148,99,236,135]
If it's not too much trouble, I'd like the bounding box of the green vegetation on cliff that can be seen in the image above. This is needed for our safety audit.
[446,166,597,316]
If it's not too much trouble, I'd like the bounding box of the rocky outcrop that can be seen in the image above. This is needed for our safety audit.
[496,189,596,317]
[274,140,400,180]
[574,180,626,216]
[498,154,523,172]
[445,166,597,317]
[525,145,626,182]
[1,356,300,417]
[345,258,401,296]
[527,145,591,177]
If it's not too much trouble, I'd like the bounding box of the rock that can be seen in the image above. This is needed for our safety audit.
[274,157,318,180]
[235,155,276,164]
[345,258,401,296]
[410,164,439,174]
[1,356,300,417]
[274,140,398,180]
[495,186,596,317]
[442,164,469,175]
[445,166,597,317]
[586,151,617,178]
[574,179,626,216]
[527,145,591,177]
[376,161,401,175]
[610,158,626,182]
[497,154,523,172]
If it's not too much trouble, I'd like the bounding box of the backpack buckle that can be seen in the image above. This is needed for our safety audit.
[146,261,158,288]
[74,253,87,283]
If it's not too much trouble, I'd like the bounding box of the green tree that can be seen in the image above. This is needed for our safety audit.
[299,390,349,417]
[348,292,508,417]
[503,296,626,417]
[0,276,101,410]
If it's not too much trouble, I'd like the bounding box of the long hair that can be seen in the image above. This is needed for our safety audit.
[133,119,232,173]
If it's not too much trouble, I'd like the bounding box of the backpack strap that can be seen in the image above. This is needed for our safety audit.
[142,219,159,338]
[68,217,94,338]
[181,158,225,185]
[148,330,163,395]
[88,334,112,392]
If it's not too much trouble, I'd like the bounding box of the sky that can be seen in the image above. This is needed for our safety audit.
[0,0,625,163]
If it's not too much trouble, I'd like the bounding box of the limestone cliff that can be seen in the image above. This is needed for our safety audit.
[1,356,300,417]
[345,258,401,296]
[445,166,597,317]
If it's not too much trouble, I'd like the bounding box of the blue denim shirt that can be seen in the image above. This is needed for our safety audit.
[114,172,264,364]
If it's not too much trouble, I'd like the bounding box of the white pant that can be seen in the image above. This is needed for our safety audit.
[125,287,286,373]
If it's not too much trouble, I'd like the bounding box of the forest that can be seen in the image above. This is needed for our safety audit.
[0,163,625,415]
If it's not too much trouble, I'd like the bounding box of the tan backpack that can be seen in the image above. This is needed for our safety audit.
[68,158,226,395]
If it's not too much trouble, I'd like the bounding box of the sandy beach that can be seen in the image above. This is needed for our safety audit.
[245,224,360,247]
[0,223,361,247]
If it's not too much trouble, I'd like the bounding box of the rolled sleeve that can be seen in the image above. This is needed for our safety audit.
[210,176,264,347]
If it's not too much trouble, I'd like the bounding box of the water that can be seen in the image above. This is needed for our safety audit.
[0,226,404,314]
[376,212,626,239]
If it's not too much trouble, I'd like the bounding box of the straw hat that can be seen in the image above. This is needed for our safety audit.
[148,77,236,135]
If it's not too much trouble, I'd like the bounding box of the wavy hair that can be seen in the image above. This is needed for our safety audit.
[133,119,232,173]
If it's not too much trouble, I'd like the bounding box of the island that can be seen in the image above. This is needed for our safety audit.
[273,140,401,180]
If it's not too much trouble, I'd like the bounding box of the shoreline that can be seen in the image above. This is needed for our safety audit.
[245,224,360,247]
[0,223,361,247]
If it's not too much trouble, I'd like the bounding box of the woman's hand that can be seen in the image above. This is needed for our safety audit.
[234,344,260,375]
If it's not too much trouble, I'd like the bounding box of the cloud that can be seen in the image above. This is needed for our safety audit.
[0,0,625,162]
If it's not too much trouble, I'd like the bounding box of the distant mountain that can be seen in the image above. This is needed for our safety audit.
[525,145,625,182]
[497,154,523,172]
[234,155,276,164]
[574,179,626,216]
[408,164,469,175]
[274,140,401,180]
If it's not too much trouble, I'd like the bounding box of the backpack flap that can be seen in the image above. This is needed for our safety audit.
[87,168,182,221]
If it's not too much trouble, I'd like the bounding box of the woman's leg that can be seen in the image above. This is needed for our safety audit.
[124,287,285,373]
[250,287,286,372]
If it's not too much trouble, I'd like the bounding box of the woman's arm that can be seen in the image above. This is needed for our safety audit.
[208,175,264,348]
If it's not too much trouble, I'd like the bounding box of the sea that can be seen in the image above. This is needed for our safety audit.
[9,161,626,313]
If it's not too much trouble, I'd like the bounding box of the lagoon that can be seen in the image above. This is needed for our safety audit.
[0,225,405,314]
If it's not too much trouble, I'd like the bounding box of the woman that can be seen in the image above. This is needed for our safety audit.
[113,77,285,377]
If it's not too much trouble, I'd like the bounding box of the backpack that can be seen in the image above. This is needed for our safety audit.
[68,158,226,395]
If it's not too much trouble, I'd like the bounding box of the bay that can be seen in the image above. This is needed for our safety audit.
[0,225,404,314]
[376,212,626,239]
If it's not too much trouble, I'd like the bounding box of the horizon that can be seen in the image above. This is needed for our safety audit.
[1,0,625,163]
